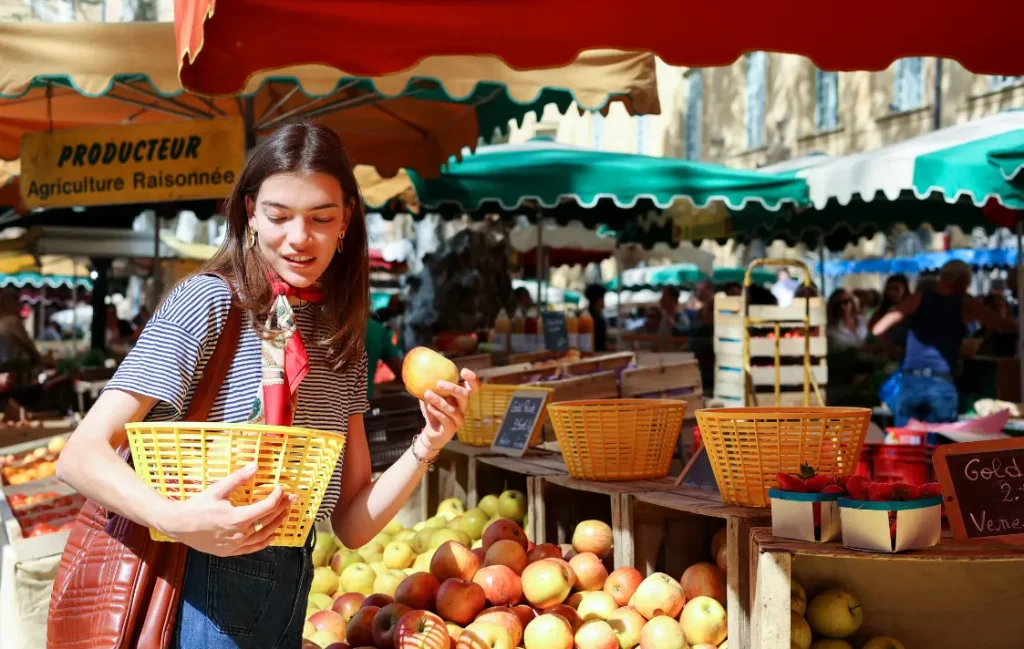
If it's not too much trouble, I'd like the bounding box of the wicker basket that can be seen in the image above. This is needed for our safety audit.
[456,384,554,447]
[547,399,686,480]
[365,394,425,471]
[694,407,870,507]
[125,422,345,546]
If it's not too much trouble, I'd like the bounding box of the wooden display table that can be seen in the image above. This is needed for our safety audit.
[750,528,1024,649]
[473,453,566,542]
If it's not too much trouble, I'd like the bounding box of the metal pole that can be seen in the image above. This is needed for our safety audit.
[933,58,943,131]
[1017,218,1024,402]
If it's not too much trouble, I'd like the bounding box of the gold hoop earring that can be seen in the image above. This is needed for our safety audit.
[337,236,344,254]
[247,227,257,250]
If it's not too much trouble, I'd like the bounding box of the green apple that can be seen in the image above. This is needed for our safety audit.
[437,497,466,521]
[307,592,334,611]
[373,569,407,598]
[311,531,338,568]
[497,490,527,521]
[478,494,500,518]
[428,528,463,549]
[383,541,416,569]
[413,528,436,554]
[395,528,418,543]
[413,520,428,532]
[450,508,489,540]
[424,515,449,530]
[339,562,376,595]
[371,532,394,547]
[356,540,385,559]
[342,552,366,569]
[364,553,384,565]
[806,589,863,639]
[383,518,404,535]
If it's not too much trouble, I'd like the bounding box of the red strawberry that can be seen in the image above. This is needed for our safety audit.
[803,475,832,493]
[846,475,869,500]
[920,482,943,498]
[868,482,895,502]
[891,482,915,501]
[776,472,807,492]
[821,484,845,494]
[834,474,851,490]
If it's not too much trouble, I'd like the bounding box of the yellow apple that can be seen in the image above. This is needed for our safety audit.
[437,498,466,521]
[429,528,463,549]
[308,630,341,648]
[373,569,406,598]
[861,638,905,649]
[459,621,513,649]
[607,606,646,649]
[679,596,727,647]
[372,532,394,547]
[810,641,854,649]
[414,528,436,554]
[365,553,384,565]
[357,540,385,559]
[791,580,807,616]
[524,614,573,649]
[451,508,489,540]
[307,593,334,611]
[791,611,812,649]
[575,591,619,622]
[339,562,376,595]
[302,620,315,638]
[310,566,339,596]
[395,529,417,543]
[383,518,404,535]
[383,541,416,569]
[413,548,437,572]
[497,490,527,522]
[806,590,863,639]
[478,494,500,518]
[312,531,338,568]
[370,561,388,576]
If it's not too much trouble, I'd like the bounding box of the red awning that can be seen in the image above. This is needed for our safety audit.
[176,0,1024,95]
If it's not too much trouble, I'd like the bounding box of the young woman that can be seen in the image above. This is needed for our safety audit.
[55,121,479,649]
[826,288,866,352]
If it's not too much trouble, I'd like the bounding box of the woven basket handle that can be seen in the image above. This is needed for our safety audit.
[182,303,242,423]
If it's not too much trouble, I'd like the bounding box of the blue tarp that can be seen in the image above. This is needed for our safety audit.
[823,248,1018,277]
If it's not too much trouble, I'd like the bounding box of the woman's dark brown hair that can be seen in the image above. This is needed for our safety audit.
[200,120,368,371]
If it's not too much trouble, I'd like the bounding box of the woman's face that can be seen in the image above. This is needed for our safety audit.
[885,281,906,304]
[837,292,854,314]
[247,172,351,288]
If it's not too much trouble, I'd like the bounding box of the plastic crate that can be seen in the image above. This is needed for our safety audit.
[867,443,935,485]
[365,394,425,471]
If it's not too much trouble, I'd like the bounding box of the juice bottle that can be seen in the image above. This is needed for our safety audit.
[510,308,526,354]
[565,310,579,349]
[492,309,510,352]
[524,307,540,351]
[578,309,594,352]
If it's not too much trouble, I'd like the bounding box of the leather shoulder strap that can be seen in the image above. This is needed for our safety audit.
[182,303,242,422]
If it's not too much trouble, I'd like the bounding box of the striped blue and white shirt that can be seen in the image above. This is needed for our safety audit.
[106,274,368,521]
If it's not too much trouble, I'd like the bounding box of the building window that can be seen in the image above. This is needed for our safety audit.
[635,115,648,155]
[892,57,924,111]
[745,52,767,149]
[814,69,839,132]
[592,112,604,150]
[685,71,703,161]
[990,75,1024,90]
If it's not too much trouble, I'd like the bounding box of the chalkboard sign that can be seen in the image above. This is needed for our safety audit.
[491,390,549,457]
[933,438,1024,544]
[541,312,569,352]
[674,446,720,493]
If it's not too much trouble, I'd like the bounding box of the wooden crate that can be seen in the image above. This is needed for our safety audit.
[619,333,689,352]
[620,361,703,415]
[627,487,771,649]
[561,352,636,377]
[714,296,826,328]
[750,528,1024,649]
[472,453,567,543]
[454,353,492,373]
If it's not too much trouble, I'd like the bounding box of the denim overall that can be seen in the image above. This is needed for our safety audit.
[174,532,315,649]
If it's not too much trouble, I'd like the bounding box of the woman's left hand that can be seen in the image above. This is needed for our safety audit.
[420,368,480,450]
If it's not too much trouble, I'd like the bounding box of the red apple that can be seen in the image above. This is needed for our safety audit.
[456,621,513,649]
[394,572,441,611]
[394,610,451,649]
[607,606,646,649]
[345,606,379,648]
[511,604,538,630]
[436,579,486,626]
[527,543,562,563]
[431,541,481,582]
[549,559,577,590]
[485,539,529,575]
[524,613,574,649]
[475,607,524,647]
[569,553,608,592]
[402,347,459,401]
[710,527,727,558]
[309,610,347,639]
[482,519,528,551]
[472,547,487,563]
[604,567,643,607]
[639,615,686,649]
[333,593,366,624]
[522,559,574,609]
[628,573,685,620]
[715,546,727,577]
[679,563,726,606]
[473,565,523,607]
[371,603,413,649]
[572,520,613,559]
[543,605,583,632]
[362,594,394,609]
[574,620,619,649]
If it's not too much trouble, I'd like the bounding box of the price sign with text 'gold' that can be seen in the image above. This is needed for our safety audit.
[19,117,245,209]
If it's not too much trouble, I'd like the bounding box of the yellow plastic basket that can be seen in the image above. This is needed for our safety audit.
[456,384,555,447]
[125,422,346,546]
[547,399,686,481]
[694,407,870,507]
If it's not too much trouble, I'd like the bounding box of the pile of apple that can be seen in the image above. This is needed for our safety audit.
[791,581,906,649]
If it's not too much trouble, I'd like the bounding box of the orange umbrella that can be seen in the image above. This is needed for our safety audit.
[176,0,1024,95]
[0,22,659,178]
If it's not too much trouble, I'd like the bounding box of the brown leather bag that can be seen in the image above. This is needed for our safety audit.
[47,301,242,649]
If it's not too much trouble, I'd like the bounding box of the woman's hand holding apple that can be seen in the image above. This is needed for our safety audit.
[418,368,481,454]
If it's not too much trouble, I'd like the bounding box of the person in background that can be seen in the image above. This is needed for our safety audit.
[873,260,1017,430]
[826,289,866,352]
[105,304,132,346]
[373,294,405,324]
[657,286,687,335]
[0,289,42,367]
[723,281,743,297]
[40,320,63,342]
[771,268,799,307]
[868,274,911,354]
[513,286,533,311]
[854,288,880,321]
[584,284,608,352]
[976,293,1017,357]
[365,317,404,399]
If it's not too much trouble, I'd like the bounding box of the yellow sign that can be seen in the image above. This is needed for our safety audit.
[670,199,733,242]
[19,118,245,209]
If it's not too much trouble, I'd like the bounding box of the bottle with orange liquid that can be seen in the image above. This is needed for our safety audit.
[491,309,510,352]
[524,307,540,351]
[565,310,579,349]
[510,309,526,353]
[578,308,594,352]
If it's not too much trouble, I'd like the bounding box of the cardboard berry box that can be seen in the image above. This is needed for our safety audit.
[838,496,943,553]
[769,488,842,542]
